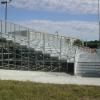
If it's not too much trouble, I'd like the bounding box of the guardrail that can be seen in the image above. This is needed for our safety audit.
[0,19,92,61]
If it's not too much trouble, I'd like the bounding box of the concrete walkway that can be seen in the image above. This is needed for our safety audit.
[0,69,100,86]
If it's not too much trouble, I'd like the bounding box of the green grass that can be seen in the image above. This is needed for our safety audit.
[0,80,100,100]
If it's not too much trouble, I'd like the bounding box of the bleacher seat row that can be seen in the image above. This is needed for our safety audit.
[0,19,89,75]
[0,37,69,73]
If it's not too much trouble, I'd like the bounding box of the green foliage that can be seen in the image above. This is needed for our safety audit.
[73,39,83,46]
[0,80,100,100]
[84,40,100,48]
[73,39,100,48]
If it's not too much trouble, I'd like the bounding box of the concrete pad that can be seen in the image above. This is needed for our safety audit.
[0,69,100,86]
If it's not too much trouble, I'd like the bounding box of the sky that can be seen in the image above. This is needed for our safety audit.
[0,0,99,40]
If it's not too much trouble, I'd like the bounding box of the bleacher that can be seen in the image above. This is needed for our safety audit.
[0,19,95,76]
[0,36,69,72]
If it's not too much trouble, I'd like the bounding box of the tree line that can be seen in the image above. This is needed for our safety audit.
[73,39,100,49]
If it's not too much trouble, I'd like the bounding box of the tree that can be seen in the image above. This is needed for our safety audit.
[73,39,83,46]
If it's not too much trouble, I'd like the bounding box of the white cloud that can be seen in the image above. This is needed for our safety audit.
[10,0,98,14]
[18,20,99,40]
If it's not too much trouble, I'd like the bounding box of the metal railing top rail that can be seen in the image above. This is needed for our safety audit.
[0,19,93,54]
[0,19,79,41]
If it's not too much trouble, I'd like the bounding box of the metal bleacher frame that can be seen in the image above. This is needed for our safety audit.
[0,19,91,74]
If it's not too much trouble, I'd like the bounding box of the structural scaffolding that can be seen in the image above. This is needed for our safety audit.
[0,19,94,75]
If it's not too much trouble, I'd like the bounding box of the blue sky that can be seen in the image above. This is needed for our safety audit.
[0,6,98,22]
[0,0,99,40]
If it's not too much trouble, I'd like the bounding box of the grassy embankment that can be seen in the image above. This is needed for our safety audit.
[0,80,100,100]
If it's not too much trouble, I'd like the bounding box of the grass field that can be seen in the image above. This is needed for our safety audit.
[0,80,100,100]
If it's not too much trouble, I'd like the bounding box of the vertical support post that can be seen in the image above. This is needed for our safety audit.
[21,43,22,69]
[98,0,100,42]
[50,36,52,71]
[1,20,4,68]
[19,26,22,69]
[35,32,37,70]
[59,36,62,72]
[0,20,1,68]
[67,38,70,73]
[5,2,7,22]
[27,29,30,70]
[43,33,45,70]
[14,24,16,69]
[5,2,7,34]
[7,24,9,69]
[0,20,2,36]
[1,0,12,33]
[74,47,78,76]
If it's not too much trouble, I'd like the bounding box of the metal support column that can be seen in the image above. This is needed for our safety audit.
[98,0,100,41]
[1,20,4,68]
[13,24,16,69]
[5,2,7,34]
[27,29,30,70]
[59,36,62,72]
[43,33,45,70]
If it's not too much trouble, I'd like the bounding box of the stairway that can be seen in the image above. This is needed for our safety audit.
[76,52,100,77]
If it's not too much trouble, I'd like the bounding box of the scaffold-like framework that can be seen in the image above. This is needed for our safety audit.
[0,19,92,75]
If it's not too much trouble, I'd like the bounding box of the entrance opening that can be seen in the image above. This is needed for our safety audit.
[67,63,74,75]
